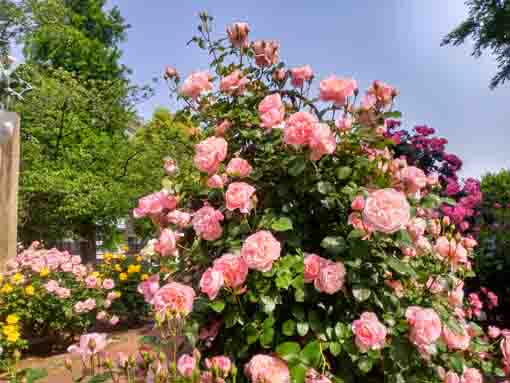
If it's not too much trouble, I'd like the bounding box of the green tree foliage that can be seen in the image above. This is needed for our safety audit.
[442,0,510,89]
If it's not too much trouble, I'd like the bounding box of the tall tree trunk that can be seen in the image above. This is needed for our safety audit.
[80,225,97,264]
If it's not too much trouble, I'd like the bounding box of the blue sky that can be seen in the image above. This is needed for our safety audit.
[108,1,509,178]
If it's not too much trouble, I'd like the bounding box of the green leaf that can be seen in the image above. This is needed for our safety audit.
[335,322,348,339]
[308,310,323,332]
[386,257,417,277]
[300,340,321,367]
[260,326,275,348]
[290,364,307,383]
[321,236,346,255]
[282,319,296,336]
[383,111,402,118]
[261,295,276,313]
[297,322,309,336]
[352,287,371,302]
[358,358,373,374]
[276,342,301,362]
[336,166,352,180]
[24,368,48,383]
[317,181,335,194]
[288,157,306,176]
[209,300,226,313]
[329,342,342,356]
[292,305,305,321]
[87,372,113,383]
[450,354,464,373]
[272,217,293,232]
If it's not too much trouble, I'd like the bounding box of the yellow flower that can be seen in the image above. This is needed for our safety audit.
[141,274,149,281]
[7,331,20,343]
[114,291,122,298]
[119,273,128,281]
[2,324,17,336]
[12,273,23,284]
[135,256,142,263]
[92,271,100,278]
[120,254,126,260]
[127,265,141,274]
[121,245,129,252]
[1,284,13,294]
[104,252,113,260]
[0,275,3,283]
[114,265,122,272]
[25,285,35,296]
[6,314,19,325]
[39,268,50,277]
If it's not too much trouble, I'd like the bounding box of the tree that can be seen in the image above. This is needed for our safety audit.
[442,0,510,89]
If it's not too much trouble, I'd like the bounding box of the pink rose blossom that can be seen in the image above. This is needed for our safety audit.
[96,311,107,321]
[133,191,177,218]
[405,306,442,347]
[213,253,248,288]
[442,323,471,350]
[319,76,357,106]
[488,326,501,339]
[335,116,353,132]
[220,70,249,95]
[400,166,428,194]
[154,228,182,257]
[163,158,177,175]
[501,336,510,364]
[352,312,387,352]
[192,206,224,241]
[225,182,256,213]
[109,315,119,326]
[415,236,432,255]
[107,291,120,301]
[367,80,397,107]
[215,120,232,136]
[84,298,96,311]
[227,22,250,48]
[67,333,109,360]
[461,368,483,383]
[426,276,447,294]
[385,279,404,297]
[241,230,281,272]
[351,196,365,211]
[362,188,411,234]
[289,65,313,87]
[45,280,59,293]
[180,72,213,99]
[304,253,327,283]
[150,282,195,316]
[60,262,73,272]
[56,287,71,299]
[407,218,427,240]
[205,356,232,377]
[361,93,377,109]
[194,137,228,174]
[309,123,337,160]
[258,94,285,129]
[226,158,252,178]
[167,210,192,228]
[177,354,196,377]
[85,275,98,288]
[103,300,112,309]
[444,371,460,383]
[200,268,224,300]
[462,237,478,249]
[207,174,226,189]
[284,111,318,146]
[314,261,346,295]
[252,40,280,67]
[448,281,464,308]
[138,274,160,303]
[71,255,82,265]
[244,355,290,383]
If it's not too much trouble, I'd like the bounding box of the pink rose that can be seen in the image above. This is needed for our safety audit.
[304,253,327,283]
[362,188,411,234]
[225,182,256,213]
[180,72,213,99]
[207,174,226,189]
[45,280,59,293]
[241,231,281,272]
[367,80,397,107]
[56,287,71,299]
[163,157,177,175]
[415,236,432,255]
[244,355,290,383]
[200,268,224,300]
[361,93,377,109]
[96,311,107,321]
[351,196,365,211]
[426,277,447,294]
[252,40,280,67]
[150,282,195,316]
[213,253,248,288]
[444,371,460,383]
[400,166,428,194]
[273,68,287,82]
[501,336,510,364]
[205,356,232,377]
[488,326,501,339]
[137,274,160,303]
[167,210,192,228]
[314,261,346,295]
[85,275,98,288]
[177,354,196,377]
[192,205,224,241]
[461,368,483,383]
[258,94,285,129]
[284,111,318,146]
[319,76,357,105]
[215,120,232,136]
[154,228,182,257]
[352,312,387,352]
[462,237,478,249]
[226,158,252,178]
[442,323,471,350]
[220,70,249,95]
[133,191,177,218]
[60,262,73,272]
[102,278,115,290]
[227,22,250,48]
[405,306,442,347]
[448,281,464,308]
[84,298,96,311]
[194,137,228,174]
[335,116,353,132]
[109,315,119,326]
[407,218,427,240]
[309,123,337,160]
[68,333,109,359]
[385,279,404,297]
[289,65,313,87]
[71,255,82,265]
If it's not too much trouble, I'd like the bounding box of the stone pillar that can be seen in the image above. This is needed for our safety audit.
[0,111,20,271]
